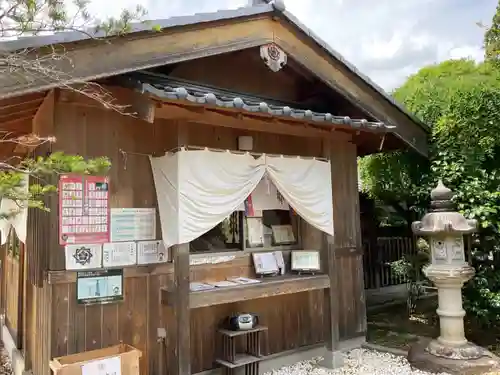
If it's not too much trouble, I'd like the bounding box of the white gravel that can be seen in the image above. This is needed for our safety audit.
[0,345,12,375]
[264,349,450,375]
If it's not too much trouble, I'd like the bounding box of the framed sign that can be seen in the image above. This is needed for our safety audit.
[77,268,123,305]
[252,252,279,275]
[291,250,320,272]
[65,244,103,270]
[59,174,110,245]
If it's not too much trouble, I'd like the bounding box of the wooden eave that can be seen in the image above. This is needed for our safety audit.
[0,91,52,157]
[0,12,428,155]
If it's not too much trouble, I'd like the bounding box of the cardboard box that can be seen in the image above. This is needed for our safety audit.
[50,344,141,375]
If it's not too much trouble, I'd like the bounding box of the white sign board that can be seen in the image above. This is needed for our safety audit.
[103,242,137,267]
[82,356,121,375]
[137,240,168,265]
[65,244,102,270]
[110,208,156,242]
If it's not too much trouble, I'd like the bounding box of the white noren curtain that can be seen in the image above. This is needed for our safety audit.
[266,155,333,236]
[150,149,266,248]
[150,149,334,248]
[0,174,29,244]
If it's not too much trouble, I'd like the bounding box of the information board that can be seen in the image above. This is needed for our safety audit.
[103,241,137,267]
[77,268,123,305]
[59,174,110,245]
[110,208,156,242]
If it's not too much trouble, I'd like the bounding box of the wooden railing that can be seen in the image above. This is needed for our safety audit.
[363,236,416,290]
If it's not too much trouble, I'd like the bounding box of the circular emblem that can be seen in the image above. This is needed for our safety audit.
[73,246,93,265]
[267,44,281,61]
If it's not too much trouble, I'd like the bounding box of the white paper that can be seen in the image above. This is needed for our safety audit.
[65,244,102,270]
[247,217,264,246]
[110,208,156,242]
[137,240,168,264]
[206,280,239,288]
[102,242,137,267]
[190,282,215,291]
[273,250,285,275]
[82,356,121,375]
[227,277,261,284]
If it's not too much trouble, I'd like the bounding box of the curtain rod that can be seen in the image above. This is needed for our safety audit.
[119,145,330,162]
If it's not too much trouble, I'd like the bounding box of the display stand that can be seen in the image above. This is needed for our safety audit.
[216,325,268,375]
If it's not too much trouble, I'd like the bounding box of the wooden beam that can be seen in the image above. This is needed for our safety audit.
[322,139,340,355]
[0,98,44,117]
[172,122,191,375]
[0,108,38,124]
[155,102,353,141]
[161,275,330,309]
[32,90,55,137]
[328,140,367,342]
[0,117,33,133]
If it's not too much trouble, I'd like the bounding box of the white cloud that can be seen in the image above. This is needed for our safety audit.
[89,0,498,90]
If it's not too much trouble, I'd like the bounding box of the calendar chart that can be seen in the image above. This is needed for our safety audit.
[59,174,110,245]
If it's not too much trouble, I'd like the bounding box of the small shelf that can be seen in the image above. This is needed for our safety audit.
[215,354,264,369]
[161,274,329,308]
[218,325,268,337]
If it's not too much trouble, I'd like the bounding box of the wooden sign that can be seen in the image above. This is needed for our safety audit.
[59,174,110,245]
[76,268,123,305]
[65,244,103,270]
[103,242,137,267]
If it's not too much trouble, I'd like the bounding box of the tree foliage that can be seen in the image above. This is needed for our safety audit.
[359,59,500,326]
[484,0,500,62]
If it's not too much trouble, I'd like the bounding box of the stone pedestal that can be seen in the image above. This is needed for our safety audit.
[408,338,500,375]
[425,265,474,350]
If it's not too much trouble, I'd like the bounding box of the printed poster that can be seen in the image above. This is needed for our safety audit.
[59,174,110,245]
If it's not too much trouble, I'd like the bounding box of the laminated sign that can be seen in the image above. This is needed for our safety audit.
[82,356,121,375]
[59,174,110,245]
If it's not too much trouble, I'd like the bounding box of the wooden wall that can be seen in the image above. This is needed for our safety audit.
[22,94,337,375]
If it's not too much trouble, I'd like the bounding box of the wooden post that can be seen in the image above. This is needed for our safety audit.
[173,243,191,375]
[172,121,191,375]
[322,138,367,362]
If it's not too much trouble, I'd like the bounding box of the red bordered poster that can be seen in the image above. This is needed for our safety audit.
[59,174,110,245]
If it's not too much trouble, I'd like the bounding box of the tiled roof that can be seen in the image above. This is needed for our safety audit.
[122,73,394,132]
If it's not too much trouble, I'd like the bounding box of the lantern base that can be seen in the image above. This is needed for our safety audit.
[408,338,500,375]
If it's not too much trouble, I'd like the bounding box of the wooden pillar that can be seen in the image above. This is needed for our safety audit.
[172,122,191,375]
[172,243,190,375]
[323,139,367,353]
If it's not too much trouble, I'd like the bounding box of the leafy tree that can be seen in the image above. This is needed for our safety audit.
[359,59,500,326]
[484,0,500,61]
[0,0,149,216]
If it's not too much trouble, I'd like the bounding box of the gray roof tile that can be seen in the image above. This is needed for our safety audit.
[127,74,393,133]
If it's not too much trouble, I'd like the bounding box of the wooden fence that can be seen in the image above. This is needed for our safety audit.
[363,236,416,290]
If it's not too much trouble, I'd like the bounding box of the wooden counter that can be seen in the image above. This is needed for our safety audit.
[161,274,329,309]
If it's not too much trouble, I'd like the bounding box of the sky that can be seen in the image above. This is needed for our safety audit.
[87,0,498,91]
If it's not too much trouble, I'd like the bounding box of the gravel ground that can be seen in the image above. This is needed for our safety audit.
[264,349,450,375]
[0,345,12,375]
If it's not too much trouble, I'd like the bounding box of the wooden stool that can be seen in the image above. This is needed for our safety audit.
[216,325,268,375]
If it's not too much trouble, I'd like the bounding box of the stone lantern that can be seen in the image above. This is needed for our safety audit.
[408,181,500,374]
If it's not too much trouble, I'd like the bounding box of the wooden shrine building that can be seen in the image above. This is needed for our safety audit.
[0,2,429,375]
